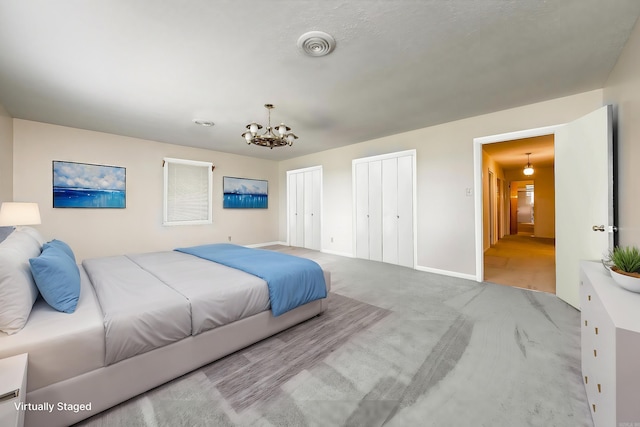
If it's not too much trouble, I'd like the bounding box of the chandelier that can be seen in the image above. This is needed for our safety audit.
[242,104,298,149]
[523,152,534,176]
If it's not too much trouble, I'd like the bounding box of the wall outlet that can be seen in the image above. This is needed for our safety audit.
[228,236,231,242]
[331,237,334,243]
[465,188,473,196]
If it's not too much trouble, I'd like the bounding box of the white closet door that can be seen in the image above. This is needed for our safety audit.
[303,171,314,249]
[382,158,399,265]
[355,162,370,259]
[368,160,383,262]
[310,169,322,250]
[295,172,305,247]
[397,155,414,267]
[288,173,299,247]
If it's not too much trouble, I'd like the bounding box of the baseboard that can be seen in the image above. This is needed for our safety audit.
[415,265,477,281]
[321,249,354,258]
[245,241,287,248]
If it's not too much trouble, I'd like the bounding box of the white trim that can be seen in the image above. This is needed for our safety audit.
[415,265,477,281]
[351,149,417,165]
[352,149,417,268]
[285,166,323,250]
[245,241,287,248]
[163,157,213,226]
[473,124,565,282]
[321,249,354,258]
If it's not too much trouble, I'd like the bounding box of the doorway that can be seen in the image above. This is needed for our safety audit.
[478,135,557,294]
[474,106,615,309]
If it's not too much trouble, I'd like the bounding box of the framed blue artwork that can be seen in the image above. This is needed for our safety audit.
[223,176,268,209]
[53,161,126,208]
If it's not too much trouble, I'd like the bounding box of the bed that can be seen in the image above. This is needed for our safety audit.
[0,228,330,427]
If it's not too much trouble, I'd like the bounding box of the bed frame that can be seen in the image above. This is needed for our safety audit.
[25,272,330,427]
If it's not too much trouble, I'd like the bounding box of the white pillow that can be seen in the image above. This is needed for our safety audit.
[19,226,46,246]
[0,230,42,334]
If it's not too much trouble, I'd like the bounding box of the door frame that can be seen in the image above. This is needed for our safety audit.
[473,124,564,282]
[286,165,323,249]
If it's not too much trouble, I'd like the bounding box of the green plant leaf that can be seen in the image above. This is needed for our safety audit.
[609,246,640,273]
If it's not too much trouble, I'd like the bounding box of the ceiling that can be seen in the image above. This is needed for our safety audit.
[483,135,555,172]
[1,1,639,162]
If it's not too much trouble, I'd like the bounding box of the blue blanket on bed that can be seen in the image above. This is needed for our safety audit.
[175,243,327,316]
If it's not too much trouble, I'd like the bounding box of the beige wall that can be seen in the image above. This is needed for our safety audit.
[279,90,603,276]
[530,166,555,239]
[504,167,555,239]
[0,103,12,203]
[12,120,280,261]
[604,17,640,247]
[482,150,507,251]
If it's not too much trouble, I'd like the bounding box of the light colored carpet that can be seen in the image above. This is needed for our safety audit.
[76,246,591,427]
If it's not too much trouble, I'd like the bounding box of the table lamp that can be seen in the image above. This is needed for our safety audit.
[0,202,41,230]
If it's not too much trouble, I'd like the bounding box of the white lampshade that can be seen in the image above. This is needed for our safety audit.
[523,165,534,176]
[0,202,41,226]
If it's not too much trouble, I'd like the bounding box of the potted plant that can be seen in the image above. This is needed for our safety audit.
[608,245,640,293]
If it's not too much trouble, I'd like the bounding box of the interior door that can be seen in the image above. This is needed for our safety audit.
[397,154,414,267]
[288,173,298,246]
[303,171,314,249]
[355,162,370,259]
[382,157,399,265]
[295,173,305,247]
[368,160,383,262]
[310,168,321,250]
[555,105,614,309]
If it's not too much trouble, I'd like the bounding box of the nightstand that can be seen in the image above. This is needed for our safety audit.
[0,354,28,427]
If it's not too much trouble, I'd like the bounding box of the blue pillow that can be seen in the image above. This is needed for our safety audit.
[29,245,80,313]
[43,239,76,262]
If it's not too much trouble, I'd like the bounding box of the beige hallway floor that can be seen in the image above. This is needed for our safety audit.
[484,234,556,294]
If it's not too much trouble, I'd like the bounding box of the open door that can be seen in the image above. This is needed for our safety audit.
[555,105,615,309]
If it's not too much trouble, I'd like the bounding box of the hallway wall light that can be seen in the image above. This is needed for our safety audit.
[523,152,534,176]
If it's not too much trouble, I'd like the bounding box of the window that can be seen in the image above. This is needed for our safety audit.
[163,157,213,225]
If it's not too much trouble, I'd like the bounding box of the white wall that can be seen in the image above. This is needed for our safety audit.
[604,17,640,246]
[279,90,603,277]
[0,103,12,203]
[12,119,280,261]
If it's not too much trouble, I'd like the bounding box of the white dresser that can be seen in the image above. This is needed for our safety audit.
[580,261,640,427]
[0,353,28,427]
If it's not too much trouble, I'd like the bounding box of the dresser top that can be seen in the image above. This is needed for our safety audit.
[581,260,640,332]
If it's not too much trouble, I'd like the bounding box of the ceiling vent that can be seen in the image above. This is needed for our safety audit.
[297,31,336,57]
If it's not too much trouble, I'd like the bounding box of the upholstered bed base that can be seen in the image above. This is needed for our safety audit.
[26,283,329,427]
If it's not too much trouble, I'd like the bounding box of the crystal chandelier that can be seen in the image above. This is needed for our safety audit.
[242,104,298,149]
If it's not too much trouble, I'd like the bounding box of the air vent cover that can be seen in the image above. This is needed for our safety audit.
[297,31,336,57]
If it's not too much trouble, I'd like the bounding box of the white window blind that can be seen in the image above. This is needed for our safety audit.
[163,158,212,225]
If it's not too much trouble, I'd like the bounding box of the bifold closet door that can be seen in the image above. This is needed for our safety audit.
[354,152,414,267]
[303,169,321,250]
[382,158,399,264]
[381,155,413,267]
[368,161,383,262]
[289,172,305,248]
[289,168,322,251]
[397,155,414,267]
[288,173,299,247]
[355,162,370,259]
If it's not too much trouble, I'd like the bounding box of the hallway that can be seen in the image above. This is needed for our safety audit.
[484,234,556,294]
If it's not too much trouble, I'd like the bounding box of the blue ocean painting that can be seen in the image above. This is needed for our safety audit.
[223,176,268,209]
[53,161,126,208]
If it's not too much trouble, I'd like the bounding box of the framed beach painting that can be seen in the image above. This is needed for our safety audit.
[53,161,126,208]
[223,176,268,209]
